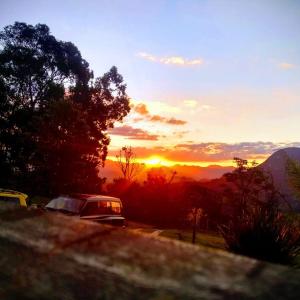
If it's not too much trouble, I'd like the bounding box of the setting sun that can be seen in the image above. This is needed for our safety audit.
[143,156,173,167]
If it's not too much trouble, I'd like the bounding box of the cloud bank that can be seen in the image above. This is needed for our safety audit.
[109,141,300,163]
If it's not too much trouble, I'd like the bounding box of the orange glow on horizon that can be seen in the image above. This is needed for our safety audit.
[107,155,266,168]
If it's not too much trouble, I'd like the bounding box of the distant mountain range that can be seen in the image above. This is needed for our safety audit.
[99,159,234,182]
[260,147,300,210]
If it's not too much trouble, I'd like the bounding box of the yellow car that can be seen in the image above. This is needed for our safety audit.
[0,189,29,207]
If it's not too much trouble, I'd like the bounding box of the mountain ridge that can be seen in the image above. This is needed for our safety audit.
[260,147,300,210]
[99,159,234,182]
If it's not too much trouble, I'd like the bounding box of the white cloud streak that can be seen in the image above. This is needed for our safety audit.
[137,52,204,66]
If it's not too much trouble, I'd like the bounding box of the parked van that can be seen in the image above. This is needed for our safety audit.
[46,194,125,226]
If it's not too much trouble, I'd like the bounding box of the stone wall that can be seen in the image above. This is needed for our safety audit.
[0,205,300,299]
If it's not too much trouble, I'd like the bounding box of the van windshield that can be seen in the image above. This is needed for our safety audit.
[46,197,83,214]
[80,201,121,216]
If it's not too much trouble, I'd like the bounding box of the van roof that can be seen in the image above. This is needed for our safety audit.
[71,194,121,202]
[0,189,28,207]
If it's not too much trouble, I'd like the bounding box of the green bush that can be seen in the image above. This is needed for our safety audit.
[220,206,300,265]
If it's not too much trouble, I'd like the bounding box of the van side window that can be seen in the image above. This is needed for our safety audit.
[0,196,20,205]
[80,201,121,216]
[81,201,110,216]
[111,201,121,214]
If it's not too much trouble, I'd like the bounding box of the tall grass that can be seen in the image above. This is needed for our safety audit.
[220,206,300,265]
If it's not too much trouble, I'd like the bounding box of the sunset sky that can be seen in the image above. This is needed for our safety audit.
[1,0,300,167]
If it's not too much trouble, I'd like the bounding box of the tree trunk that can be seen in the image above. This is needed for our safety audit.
[192,212,197,244]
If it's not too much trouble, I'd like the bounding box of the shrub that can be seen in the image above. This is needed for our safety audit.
[220,205,300,265]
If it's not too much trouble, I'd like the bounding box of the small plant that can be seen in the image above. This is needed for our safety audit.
[220,205,300,265]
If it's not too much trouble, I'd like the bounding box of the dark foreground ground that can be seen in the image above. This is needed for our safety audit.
[1,205,300,300]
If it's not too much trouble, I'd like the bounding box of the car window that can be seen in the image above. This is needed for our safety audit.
[80,201,121,216]
[0,196,20,205]
[111,201,121,214]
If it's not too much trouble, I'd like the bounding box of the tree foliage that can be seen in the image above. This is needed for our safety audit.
[0,22,130,195]
[221,157,300,265]
[286,158,300,201]
[224,157,282,217]
[106,168,222,229]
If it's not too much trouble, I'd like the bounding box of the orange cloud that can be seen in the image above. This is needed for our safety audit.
[109,125,159,141]
[149,114,164,122]
[166,118,186,125]
[149,114,186,125]
[278,62,296,69]
[134,103,149,115]
[132,102,187,125]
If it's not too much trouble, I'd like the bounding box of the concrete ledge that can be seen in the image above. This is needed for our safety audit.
[0,206,300,299]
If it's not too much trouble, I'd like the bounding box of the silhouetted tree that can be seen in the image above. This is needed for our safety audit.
[0,22,130,195]
[224,157,281,218]
[187,207,204,244]
[220,157,300,265]
[116,146,143,181]
[185,183,222,241]
[106,167,224,228]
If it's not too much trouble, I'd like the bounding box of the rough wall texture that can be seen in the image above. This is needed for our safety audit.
[0,205,300,299]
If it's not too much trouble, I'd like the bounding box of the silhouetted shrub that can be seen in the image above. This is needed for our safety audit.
[220,205,300,265]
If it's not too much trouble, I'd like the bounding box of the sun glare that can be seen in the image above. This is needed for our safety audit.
[143,156,172,167]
